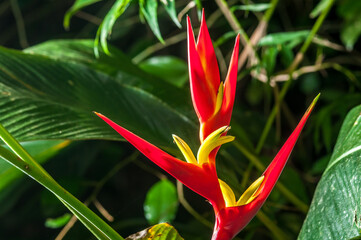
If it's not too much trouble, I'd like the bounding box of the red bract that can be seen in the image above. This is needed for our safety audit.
[95,11,318,240]
[187,12,239,142]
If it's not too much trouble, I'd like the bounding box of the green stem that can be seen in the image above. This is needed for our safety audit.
[215,0,251,45]
[257,210,290,240]
[0,125,123,240]
[263,0,279,22]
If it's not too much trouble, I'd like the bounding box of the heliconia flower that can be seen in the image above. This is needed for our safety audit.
[95,12,319,240]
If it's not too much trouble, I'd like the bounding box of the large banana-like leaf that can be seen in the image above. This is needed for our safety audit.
[0,45,197,149]
[25,39,191,113]
[298,105,361,239]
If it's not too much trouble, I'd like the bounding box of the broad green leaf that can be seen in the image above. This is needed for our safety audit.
[231,4,271,12]
[0,140,69,191]
[144,180,178,225]
[160,0,181,28]
[25,40,194,127]
[310,0,331,18]
[126,223,183,240]
[298,105,361,240]
[139,56,188,88]
[139,0,164,43]
[95,0,133,55]
[0,46,198,150]
[63,0,102,29]
[45,213,72,228]
[258,31,310,46]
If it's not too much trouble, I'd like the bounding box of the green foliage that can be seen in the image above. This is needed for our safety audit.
[139,56,188,88]
[0,43,198,149]
[337,0,361,50]
[231,4,272,12]
[144,179,178,225]
[299,105,361,239]
[0,140,68,191]
[45,213,72,229]
[95,0,133,55]
[63,0,102,29]
[258,31,310,47]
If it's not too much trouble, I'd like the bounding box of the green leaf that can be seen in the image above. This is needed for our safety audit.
[126,223,183,240]
[25,40,190,110]
[139,0,164,43]
[261,46,278,76]
[231,4,271,12]
[160,0,181,28]
[0,45,198,150]
[298,105,361,239]
[337,0,361,50]
[95,0,133,55]
[310,0,331,18]
[214,31,239,47]
[139,56,188,87]
[63,0,102,29]
[258,31,310,46]
[0,140,69,191]
[45,213,72,229]
[144,180,178,225]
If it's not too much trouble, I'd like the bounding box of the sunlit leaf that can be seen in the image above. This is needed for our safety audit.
[310,0,331,18]
[161,0,181,28]
[144,180,178,225]
[95,0,133,55]
[231,4,271,12]
[126,223,183,240]
[45,213,72,229]
[139,0,164,43]
[258,31,310,46]
[299,105,361,239]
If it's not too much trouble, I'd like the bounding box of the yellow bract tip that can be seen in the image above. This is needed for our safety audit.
[214,82,224,116]
[219,179,236,207]
[197,126,234,165]
[237,175,264,206]
[172,134,197,164]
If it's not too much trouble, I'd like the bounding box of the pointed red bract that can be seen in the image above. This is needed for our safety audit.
[211,99,318,240]
[220,34,240,126]
[95,112,225,212]
[196,10,220,98]
[200,35,240,142]
[187,17,216,123]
